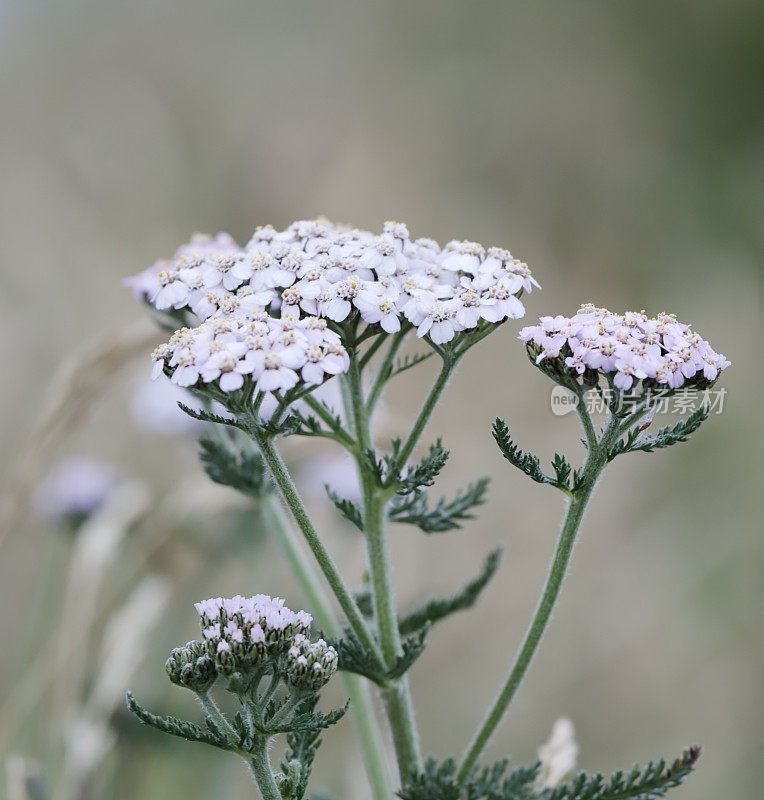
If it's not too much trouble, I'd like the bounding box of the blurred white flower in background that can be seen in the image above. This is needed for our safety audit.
[32,458,120,524]
[298,451,361,506]
[537,716,578,788]
[130,371,205,436]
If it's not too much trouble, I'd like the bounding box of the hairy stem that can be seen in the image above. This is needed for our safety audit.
[345,353,423,780]
[456,404,610,784]
[395,359,454,472]
[250,736,282,800]
[197,691,238,742]
[252,431,384,668]
[260,496,393,800]
[366,327,410,414]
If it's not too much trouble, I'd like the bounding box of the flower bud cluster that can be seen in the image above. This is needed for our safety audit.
[151,313,349,395]
[520,305,730,392]
[165,640,216,691]
[128,218,537,346]
[186,594,312,678]
[284,634,339,692]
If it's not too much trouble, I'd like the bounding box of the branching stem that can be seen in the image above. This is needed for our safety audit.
[197,691,238,742]
[394,357,455,473]
[456,402,619,784]
[252,430,384,669]
[260,496,392,800]
[250,735,282,800]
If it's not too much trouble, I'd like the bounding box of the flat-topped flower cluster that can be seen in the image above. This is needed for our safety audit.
[151,313,349,395]
[195,594,313,652]
[127,218,537,345]
[164,594,335,689]
[520,304,730,390]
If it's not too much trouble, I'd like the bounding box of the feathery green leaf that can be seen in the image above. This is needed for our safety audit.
[389,477,490,533]
[399,548,502,635]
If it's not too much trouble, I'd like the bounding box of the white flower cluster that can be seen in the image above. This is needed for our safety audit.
[167,595,318,687]
[520,304,730,390]
[151,313,349,395]
[284,634,339,691]
[185,594,314,678]
[128,218,537,345]
[196,594,312,648]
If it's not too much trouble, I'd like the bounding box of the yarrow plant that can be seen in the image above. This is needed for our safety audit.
[125,218,729,799]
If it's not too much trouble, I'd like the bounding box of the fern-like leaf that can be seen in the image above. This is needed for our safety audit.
[493,419,575,494]
[125,692,233,752]
[389,478,490,533]
[387,625,430,679]
[543,745,702,800]
[330,628,386,685]
[178,402,247,431]
[199,437,271,498]
[397,440,450,495]
[399,549,502,635]
[607,407,710,462]
[392,351,434,377]
[324,486,364,530]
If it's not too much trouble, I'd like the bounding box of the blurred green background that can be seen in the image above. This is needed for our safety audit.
[1,1,762,798]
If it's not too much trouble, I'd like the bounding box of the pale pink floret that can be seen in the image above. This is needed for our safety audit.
[521,304,730,390]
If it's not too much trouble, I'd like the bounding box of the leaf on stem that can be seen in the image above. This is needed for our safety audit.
[178,402,248,431]
[330,627,387,685]
[330,625,430,684]
[199,437,271,498]
[398,746,701,800]
[388,477,490,533]
[607,407,710,462]
[397,439,449,495]
[392,351,434,378]
[544,745,702,800]
[268,699,348,736]
[324,485,364,531]
[278,695,332,800]
[398,549,502,635]
[493,419,577,494]
[125,692,233,752]
[387,624,431,679]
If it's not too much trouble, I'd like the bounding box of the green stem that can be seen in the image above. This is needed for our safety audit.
[253,430,384,669]
[394,358,454,472]
[260,496,393,800]
[345,355,423,780]
[366,327,410,414]
[267,694,301,728]
[301,394,357,449]
[456,405,610,784]
[197,691,238,742]
[250,736,282,800]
